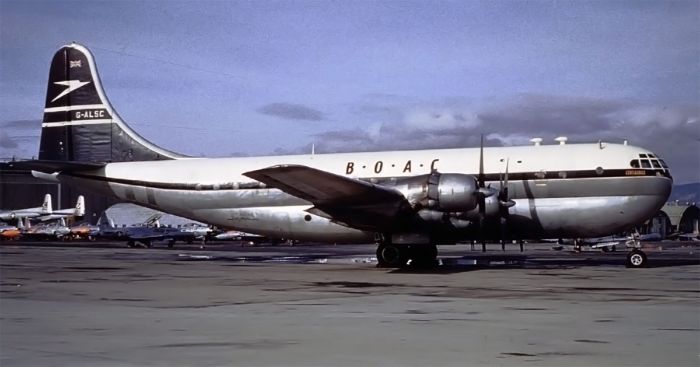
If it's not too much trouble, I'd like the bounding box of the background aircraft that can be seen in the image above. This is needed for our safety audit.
[0,194,52,221]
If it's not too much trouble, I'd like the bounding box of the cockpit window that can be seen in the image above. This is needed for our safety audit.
[659,159,668,168]
[639,153,648,158]
[651,160,662,168]
[640,160,652,168]
[630,160,640,168]
[648,154,656,158]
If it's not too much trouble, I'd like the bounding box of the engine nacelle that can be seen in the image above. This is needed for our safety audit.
[390,172,479,212]
[427,173,479,212]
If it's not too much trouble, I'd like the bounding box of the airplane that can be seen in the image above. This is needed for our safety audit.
[214,230,269,245]
[21,217,71,240]
[36,195,85,221]
[96,212,207,248]
[0,223,21,241]
[12,42,673,268]
[0,194,52,221]
[69,221,100,241]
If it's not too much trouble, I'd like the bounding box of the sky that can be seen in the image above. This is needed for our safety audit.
[0,0,698,183]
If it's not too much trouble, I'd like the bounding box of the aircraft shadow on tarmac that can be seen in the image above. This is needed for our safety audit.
[174,251,700,273]
[389,253,700,274]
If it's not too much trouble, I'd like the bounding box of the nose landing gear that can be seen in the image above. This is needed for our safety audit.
[625,234,648,268]
[626,249,648,268]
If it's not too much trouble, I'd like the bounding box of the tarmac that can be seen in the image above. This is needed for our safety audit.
[1,241,699,367]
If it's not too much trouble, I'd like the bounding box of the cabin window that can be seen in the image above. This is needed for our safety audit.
[630,160,640,168]
[640,160,652,168]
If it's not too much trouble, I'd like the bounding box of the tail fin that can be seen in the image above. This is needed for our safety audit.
[40,43,185,163]
[74,195,85,217]
[97,211,115,229]
[41,194,53,215]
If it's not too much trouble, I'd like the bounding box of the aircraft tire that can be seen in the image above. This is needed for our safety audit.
[625,249,647,268]
[376,243,407,268]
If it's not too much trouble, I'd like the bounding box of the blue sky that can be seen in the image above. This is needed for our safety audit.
[1,0,698,182]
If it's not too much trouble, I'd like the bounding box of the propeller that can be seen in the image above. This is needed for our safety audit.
[498,158,516,251]
[477,135,487,252]
[475,135,513,252]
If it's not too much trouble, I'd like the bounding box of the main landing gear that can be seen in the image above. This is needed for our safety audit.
[376,243,438,268]
[625,234,648,268]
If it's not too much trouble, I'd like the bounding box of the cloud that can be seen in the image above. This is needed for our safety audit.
[0,119,41,159]
[256,103,325,121]
[307,94,700,183]
[0,119,42,130]
[0,130,18,149]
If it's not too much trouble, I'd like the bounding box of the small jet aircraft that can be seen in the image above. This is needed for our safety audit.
[14,43,673,268]
[21,217,71,240]
[0,223,21,241]
[97,213,207,248]
[0,194,52,221]
[214,230,268,245]
[69,222,100,241]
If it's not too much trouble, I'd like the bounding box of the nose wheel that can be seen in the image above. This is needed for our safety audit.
[625,249,648,268]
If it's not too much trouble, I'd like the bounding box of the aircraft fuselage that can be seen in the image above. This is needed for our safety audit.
[49,142,672,243]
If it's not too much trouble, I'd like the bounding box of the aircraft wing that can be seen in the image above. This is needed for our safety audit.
[244,165,414,231]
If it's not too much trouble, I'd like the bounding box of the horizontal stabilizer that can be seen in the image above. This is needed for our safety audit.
[8,159,105,172]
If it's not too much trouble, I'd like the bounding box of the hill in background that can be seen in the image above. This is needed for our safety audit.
[670,183,699,204]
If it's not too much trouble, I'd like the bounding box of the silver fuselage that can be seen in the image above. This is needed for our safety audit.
[48,143,672,243]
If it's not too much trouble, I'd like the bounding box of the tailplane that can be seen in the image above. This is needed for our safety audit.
[40,43,185,163]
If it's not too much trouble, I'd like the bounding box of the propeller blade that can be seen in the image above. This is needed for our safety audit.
[504,158,509,191]
[478,134,485,189]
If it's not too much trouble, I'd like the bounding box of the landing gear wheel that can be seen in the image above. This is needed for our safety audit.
[625,249,647,268]
[376,244,407,268]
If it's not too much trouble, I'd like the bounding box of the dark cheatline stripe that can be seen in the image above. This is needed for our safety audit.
[65,168,671,192]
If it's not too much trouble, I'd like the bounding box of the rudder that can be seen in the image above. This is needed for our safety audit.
[40,43,185,163]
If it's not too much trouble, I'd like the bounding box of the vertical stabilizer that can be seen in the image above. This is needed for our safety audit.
[40,43,185,162]
[41,194,53,215]
[97,211,116,229]
[74,195,85,217]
